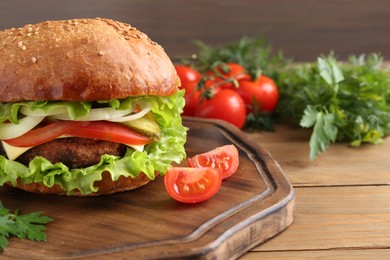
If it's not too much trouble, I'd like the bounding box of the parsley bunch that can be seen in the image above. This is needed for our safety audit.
[276,53,390,159]
[0,201,53,249]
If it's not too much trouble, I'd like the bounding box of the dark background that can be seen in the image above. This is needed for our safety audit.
[1,0,389,61]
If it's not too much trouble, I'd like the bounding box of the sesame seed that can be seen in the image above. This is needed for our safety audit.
[31,57,37,63]
[27,27,33,32]
[21,45,26,51]
[17,41,23,47]
[98,51,106,56]
[26,33,32,37]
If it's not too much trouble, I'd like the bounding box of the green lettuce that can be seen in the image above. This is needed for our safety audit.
[0,90,187,195]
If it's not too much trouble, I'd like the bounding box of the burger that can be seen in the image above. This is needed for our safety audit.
[0,18,187,196]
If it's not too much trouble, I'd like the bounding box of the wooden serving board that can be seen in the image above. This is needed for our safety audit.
[0,118,295,259]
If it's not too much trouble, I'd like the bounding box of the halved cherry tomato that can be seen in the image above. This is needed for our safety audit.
[3,120,83,147]
[164,167,222,204]
[207,63,250,89]
[195,89,246,129]
[188,144,239,179]
[4,120,151,147]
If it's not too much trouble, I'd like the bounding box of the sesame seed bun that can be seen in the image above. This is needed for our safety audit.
[0,18,180,102]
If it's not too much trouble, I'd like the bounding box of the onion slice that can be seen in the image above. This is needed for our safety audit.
[52,107,133,121]
[0,116,45,139]
[109,104,152,122]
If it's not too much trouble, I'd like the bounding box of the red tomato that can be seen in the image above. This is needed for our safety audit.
[4,120,151,147]
[4,121,84,147]
[180,81,198,94]
[182,90,202,116]
[236,76,279,113]
[207,63,250,89]
[67,121,151,146]
[175,65,201,83]
[188,144,239,179]
[164,167,222,203]
[204,79,222,96]
[195,89,246,129]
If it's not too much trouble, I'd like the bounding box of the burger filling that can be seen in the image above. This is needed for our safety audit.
[0,90,187,195]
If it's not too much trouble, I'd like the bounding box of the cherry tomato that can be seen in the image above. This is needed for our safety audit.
[207,63,250,89]
[236,76,279,113]
[164,167,222,204]
[180,81,198,94]
[4,120,151,147]
[188,145,239,179]
[182,90,202,116]
[175,65,201,83]
[195,89,246,129]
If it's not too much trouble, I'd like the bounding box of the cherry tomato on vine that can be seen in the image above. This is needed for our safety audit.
[175,65,201,94]
[236,75,279,113]
[188,144,239,179]
[207,63,250,89]
[204,79,222,96]
[182,90,202,116]
[164,167,222,204]
[195,89,246,129]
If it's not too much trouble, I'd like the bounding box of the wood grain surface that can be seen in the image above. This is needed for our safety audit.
[240,124,390,259]
[1,0,390,61]
[0,118,294,259]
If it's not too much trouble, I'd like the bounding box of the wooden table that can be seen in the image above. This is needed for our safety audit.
[239,124,390,259]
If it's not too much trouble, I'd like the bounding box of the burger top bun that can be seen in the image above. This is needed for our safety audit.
[0,18,180,102]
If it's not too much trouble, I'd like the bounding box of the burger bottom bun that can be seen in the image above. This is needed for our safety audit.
[9,171,155,196]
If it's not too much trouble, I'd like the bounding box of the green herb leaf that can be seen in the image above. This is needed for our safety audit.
[301,106,338,159]
[317,55,344,88]
[0,201,53,250]
[14,211,53,241]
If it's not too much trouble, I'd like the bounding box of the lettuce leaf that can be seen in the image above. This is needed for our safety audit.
[0,91,187,195]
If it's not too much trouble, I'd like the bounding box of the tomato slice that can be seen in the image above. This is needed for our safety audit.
[67,121,151,146]
[188,145,239,179]
[164,167,222,204]
[3,121,83,147]
[4,120,151,147]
